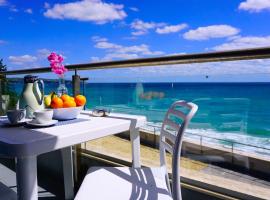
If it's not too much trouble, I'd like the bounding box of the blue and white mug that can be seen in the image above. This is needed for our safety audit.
[7,109,26,124]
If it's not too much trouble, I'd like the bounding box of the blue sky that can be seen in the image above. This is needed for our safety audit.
[0,0,270,82]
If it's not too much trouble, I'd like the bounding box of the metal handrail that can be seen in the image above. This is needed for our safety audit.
[188,132,270,152]
[1,47,270,75]
[142,123,270,152]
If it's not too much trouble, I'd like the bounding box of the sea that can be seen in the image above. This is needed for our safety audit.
[9,81,270,155]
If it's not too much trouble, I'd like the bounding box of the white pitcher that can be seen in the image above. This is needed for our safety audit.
[19,75,44,118]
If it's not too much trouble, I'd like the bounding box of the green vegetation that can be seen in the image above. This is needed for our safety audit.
[0,59,18,114]
[0,59,7,71]
[0,59,7,94]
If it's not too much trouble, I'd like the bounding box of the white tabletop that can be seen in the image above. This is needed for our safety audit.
[0,112,146,157]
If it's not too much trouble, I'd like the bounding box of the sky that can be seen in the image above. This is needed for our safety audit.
[0,0,270,82]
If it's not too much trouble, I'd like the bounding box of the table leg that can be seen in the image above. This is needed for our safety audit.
[73,144,82,187]
[61,147,74,200]
[16,156,38,200]
[130,128,141,168]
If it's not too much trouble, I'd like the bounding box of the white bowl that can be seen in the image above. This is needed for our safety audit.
[53,106,83,120]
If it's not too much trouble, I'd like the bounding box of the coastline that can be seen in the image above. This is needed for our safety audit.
[141,122,270,158]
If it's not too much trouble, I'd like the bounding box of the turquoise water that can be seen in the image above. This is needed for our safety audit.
[84,82,270,152]
[84,83,270,134]
[10,81,270,149]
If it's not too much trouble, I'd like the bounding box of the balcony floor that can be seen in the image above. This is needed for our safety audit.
[1,135,269,200]
[0,157,221,200]
[0,157,65,199]
[0,155,221,200]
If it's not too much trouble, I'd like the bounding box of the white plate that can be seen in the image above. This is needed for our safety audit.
[26,119,58,127]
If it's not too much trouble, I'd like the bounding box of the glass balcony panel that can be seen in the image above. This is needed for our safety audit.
[1,58,270,199]
[78,59,270,199]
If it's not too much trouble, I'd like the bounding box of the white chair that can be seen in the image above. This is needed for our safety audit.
[75,101,198,200]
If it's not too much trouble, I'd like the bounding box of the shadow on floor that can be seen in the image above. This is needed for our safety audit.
[1,155,222,200]
[0,157,64,200]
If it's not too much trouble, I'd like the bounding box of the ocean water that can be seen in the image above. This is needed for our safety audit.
[9,81,270,151]
[84,82,270,154]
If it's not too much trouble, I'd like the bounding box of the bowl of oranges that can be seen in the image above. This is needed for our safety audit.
[45,93,87,120]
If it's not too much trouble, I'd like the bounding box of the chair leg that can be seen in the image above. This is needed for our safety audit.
[130,127,141,168]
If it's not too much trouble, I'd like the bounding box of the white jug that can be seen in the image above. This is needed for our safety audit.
[19,75,44,118]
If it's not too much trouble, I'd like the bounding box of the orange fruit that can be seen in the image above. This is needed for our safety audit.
[61,94,70,102]
[70,97,75,101]
[51,97,64,109]
[63,100,76,108]
[75,95,86,106]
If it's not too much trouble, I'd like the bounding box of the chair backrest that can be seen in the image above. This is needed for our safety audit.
[159,100,198,200]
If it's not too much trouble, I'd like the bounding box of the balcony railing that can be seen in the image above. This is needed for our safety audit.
[1,47,270,75]
[141,122,270,157]
[1,47,270,200]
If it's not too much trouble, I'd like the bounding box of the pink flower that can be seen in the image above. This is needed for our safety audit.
[48,52,67,76]
[48,52,58,62]
[58,54,64,62]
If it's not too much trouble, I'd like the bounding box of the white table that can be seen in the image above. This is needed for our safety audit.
[0,112,146,200]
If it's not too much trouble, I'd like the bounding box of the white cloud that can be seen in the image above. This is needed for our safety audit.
[131,19,166,35]
[7,49,66,69]
[9,6,18,12]
[44,0,127,24]
[131,19,160,30]
[37,48,51,59]
[131,30,147,36]
[92,37,164,61]
[91,36,107,42]
[123,36,137,40]
[24,8,33,14]
[125,59,270,78]
[99,53,139,61]
[167,52,186,56]
[92,37,124,50]
[212,35,270,51]
[0,40,7,45]
[131,19,188,36]
[156,23,188,34]
[8,55,37,65]
[239,0,270,12]
[7,49,67,70]
[129,7,139,12]
[183,25,240,40]
[44,2,50,9]
[0,0,7,6]
[95,41,120,49]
